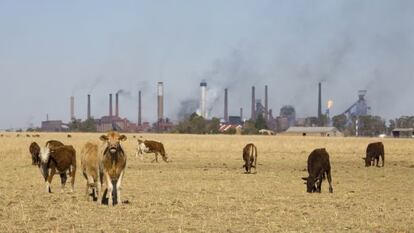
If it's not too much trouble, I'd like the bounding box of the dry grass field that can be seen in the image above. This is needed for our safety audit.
[0,133,413,233]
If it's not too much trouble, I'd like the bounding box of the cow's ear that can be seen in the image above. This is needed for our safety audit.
[99,135,108,141]
[119,135,127,141]
[301,177,308,181]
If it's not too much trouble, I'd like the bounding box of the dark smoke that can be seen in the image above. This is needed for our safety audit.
[177,99,199,120]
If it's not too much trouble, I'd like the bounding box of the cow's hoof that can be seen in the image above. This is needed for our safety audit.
[329,188,333,193]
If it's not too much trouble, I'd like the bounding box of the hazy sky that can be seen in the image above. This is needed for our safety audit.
[0,0,413,129]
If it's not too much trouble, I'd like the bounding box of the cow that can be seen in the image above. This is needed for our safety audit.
[242,143,258,173]
[302,148,333,193]
[67,134,72,138]
[80,142,102,203]
[136,139,169,163]
[45,140,64,149]
[363,142,384,167]
[29,142,41,165]
[100,131,127,206]
[39,144,77,193]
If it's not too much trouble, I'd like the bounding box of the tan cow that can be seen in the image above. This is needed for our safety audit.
[80,142,102,203]
[100,131,127,206]
[242,143,258,173]
[136,139,169,162]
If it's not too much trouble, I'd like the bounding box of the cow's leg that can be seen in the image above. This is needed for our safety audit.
[316,178,322,193]
[46,168,56,193]
[116,170,125,205]
[69,164,76,193]
[381,154,385,167]
[60,173,67,193]
[152,152,159,163]
[96,179,102,205]
[253,156,257,173]
[104,172,113,206]
[326,170,333,193]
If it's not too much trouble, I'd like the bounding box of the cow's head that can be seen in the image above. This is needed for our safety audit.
[38,146,51,180]
[362,156,372,167]
[302,177,318,193]
[100,131,127,154]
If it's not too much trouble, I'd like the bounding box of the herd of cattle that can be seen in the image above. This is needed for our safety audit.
[28,131,385,206]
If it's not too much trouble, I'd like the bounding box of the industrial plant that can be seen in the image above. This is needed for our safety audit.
[39,80,374,136]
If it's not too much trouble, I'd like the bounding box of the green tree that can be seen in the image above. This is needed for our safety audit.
[242,120,258,135]
[332,114,347,132]
[255,114,267,130]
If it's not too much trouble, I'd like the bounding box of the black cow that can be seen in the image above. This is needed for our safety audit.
[302,148,333,193]
[363,142,384,167]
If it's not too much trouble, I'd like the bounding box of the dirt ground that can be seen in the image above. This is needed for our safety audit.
[0,133,413,233]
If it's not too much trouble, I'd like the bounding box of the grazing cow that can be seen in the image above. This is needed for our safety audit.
[100,131,127,206]
[81,142,102,203]
[136,139,169,162]
[45,140,64,149]
[29,142,41,165]
[363,142,384,167]
[39,144,77,193]
[242,143,258,173]
[302,148,333,193]
[67,134,72,138]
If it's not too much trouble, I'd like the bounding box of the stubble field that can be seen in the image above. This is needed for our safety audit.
[0,133,413,233]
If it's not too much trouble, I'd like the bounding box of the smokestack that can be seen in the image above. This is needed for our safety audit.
[115,93,119,117]
[157,82,164,121]
[224,88,228,122]
[200,82,207,118]
[318,82,322,124]
[87,94,91,119]
[70,96,75,121]
[265,85,268,121]
[109,93,113,117]
[240,107,243,120]
[138,90,142,125]
[251,86,256,120]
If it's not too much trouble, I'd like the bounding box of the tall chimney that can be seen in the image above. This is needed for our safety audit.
[70,96,75,121]
[109,93,113,117]
[157,82,164,121]
[318,82,322,124]
[200,82,207,118]
[251,86,256,120]
[87,94,91,119]
[240,107,243,120]
[115,93,119,117]
[138,90,142,125]
[224,88,228,122]
[265,85,268,121]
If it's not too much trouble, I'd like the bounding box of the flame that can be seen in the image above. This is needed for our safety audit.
[327,100,334,109]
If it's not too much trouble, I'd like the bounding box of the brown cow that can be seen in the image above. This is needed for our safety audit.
[45,140,64,149]
[81,142,102,203]
[242,143,258,173]
[136,139,169,162]
[363,142,384,167]
[302,148,333,193]
[100,131,127,206]
[39,144,76,193]
[29,142,41,165]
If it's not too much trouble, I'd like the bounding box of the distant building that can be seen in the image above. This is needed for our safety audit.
[228,116,243,125]
[282,127,343,137]
[41,120,66,132]
[392,128,414,138]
